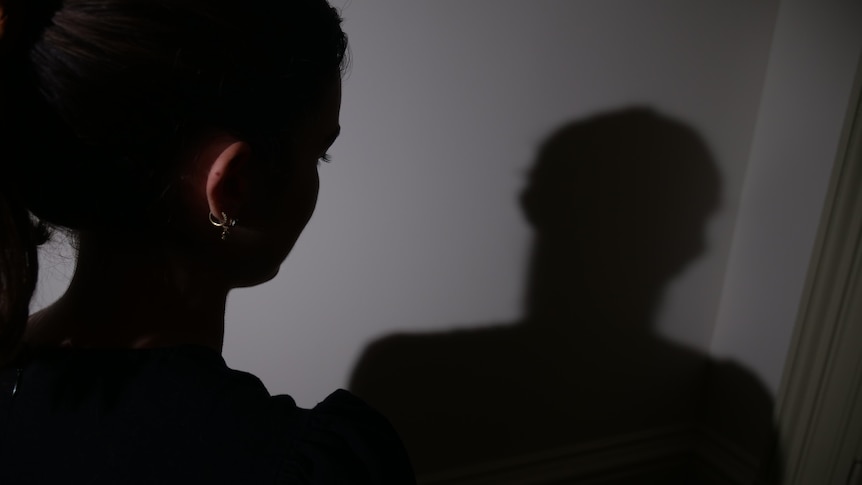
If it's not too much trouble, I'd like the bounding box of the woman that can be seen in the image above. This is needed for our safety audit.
[0,0,414,483]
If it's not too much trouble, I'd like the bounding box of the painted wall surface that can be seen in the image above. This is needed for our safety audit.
[710,0,862,397]
[218,0,778,406]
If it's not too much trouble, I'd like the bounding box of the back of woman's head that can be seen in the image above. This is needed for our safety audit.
[0,0,348,361]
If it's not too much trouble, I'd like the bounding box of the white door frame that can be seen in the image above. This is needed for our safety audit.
[773,51,862,484]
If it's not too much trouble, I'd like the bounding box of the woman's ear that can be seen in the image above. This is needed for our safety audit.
[204,137,252,223]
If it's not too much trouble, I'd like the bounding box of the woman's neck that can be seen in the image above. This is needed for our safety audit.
[26,235,230,352]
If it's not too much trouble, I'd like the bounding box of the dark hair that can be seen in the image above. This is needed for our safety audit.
[0,0,348,363]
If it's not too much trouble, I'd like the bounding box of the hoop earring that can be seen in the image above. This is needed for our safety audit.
[209,211,237,241]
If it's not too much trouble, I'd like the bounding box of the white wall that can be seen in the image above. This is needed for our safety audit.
[223,0,779,406]
[34,1,782,408]
[710,0,862,396]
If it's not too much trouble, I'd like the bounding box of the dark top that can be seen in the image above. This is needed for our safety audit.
[0,346,414,484]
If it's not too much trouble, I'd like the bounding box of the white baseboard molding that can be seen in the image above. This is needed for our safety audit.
[690,425,769,485]
[418,425,693,485]
[417,425,764,485]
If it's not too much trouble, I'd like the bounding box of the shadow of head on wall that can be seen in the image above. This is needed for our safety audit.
[520,107,719,331]
[350,107,775,482]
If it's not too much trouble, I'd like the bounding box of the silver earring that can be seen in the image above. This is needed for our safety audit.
[209,211,237,240]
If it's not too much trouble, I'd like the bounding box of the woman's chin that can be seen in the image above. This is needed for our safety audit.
[232,263,283,289]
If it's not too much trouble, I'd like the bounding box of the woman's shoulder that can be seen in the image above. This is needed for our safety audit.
[1,346,414,484]
[273,389,415,484]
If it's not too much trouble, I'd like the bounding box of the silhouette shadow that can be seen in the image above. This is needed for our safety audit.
[350,108,777,483]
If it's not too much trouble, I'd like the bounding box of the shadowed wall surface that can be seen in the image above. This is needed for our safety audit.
[349,110,776,479]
